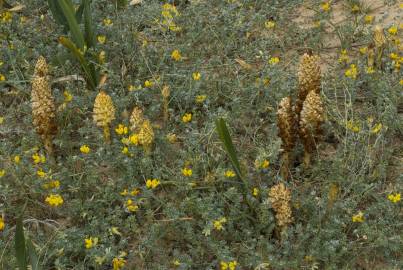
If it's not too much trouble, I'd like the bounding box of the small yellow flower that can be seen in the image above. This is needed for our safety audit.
[103,18,113,26]
[371,123,382,134]
[0,216,4,230]
[387,193,401,203]
[321,2,330,12]
[400,79,403,85]
[166,133,177,143]
[252,187,259,197]
[265,20,275,29]
[195,95,207,103]
[366,66,375,74]
[14,155,20,164]
[261,159,270,169]
[115,124,128,135]
[63,90,73,102]
[144,80,153,88]
[213,217,227,231]
[364,15,374,24]
[0,116,3,124]
[112,257,126,270]
[388,25,398,35]
[352,211,364,223]
[84,237,98,249]
[171,49,182,61]
[98,50,106,64]
[97,35,106,44]
[130,188,140,196]
[122,147,129,154]
[182,167,193,177]
[182,113,192,123]
[0,169,5,178]
[351,4,360,13]
[192,72,201,80]
[0,74,6,81]
[43,180,60,189]
[359,47,368,54]
[221,261,228,270]
[390,53,399,60]
[37,169,47,178]
[120,189,128,196]
[80,145,90,154]
[338,49,349,63]
[32,153,46,164]
[345,64,358,79]
[129,134,139,145]
[229,261,238,270]
[224,170,236,178]
[126,199,139,212]
[173,259,181,266]
[346,120,361,133]
[45,194,64,207]
[268,57,279,65]
[146,178,160,189]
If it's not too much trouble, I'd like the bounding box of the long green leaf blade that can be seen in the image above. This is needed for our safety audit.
[27,238,42,270]
[15,216,27,270]
[83,0,95,48]
[47,0,68,29]
[215,118,243,179]
[75,2,85,24]
[59,36,96,90]
[58,0,85,49]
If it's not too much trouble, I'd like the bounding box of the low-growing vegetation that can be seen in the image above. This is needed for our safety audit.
[0,0,402,269]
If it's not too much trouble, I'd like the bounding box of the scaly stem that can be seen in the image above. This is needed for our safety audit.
[280,152,290,180]
[103,125,111,144]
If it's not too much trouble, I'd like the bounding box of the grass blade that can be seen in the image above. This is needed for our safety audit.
[83,0,95,48]
[59,36,96,90]
[75,1,85,24]
[27,238,42,270]
[15,216,27,270]
[58,0,85,49]
[47,0,68,28]
[215,118,243,179]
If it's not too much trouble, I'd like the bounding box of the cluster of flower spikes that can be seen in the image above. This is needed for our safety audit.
[31,56,57,155]
[268,183,293,228]
[130,106,154,153]
[93,91,115,143]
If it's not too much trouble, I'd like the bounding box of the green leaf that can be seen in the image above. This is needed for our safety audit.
[83,0,95,48]
[75,2,85,24]
[215,118,243,179]
[59,36,96,90]
[58,0,85,49]
[15,216,27,270]
[27,238,42,270]
[47,0,69,32]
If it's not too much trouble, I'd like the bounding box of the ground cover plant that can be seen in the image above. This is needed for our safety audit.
[0,0,402,269]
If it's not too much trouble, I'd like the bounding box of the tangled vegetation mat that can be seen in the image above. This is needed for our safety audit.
[0,0,402,269]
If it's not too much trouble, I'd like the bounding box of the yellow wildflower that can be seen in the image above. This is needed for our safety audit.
[129,134,139,145]
[388,25,398,35]
[37,169,46,178]
[224,170,236,178]
[321,2,330,12]
[261,159,270,169]
[221,261,228,270]
[97,35,106,44]
[0,116,3,124]
[390,53,399,60]
[400,79,403,85]
[213,217,227,231]
[122,147,129,154]
[338,49,349,63]
[126,199,139,212]
[346,120,361,133]
[0,74,6,81]
[0,216,4,231]
[182,113,192,123]
[195,95,207,103]
[359,47,368,54]
[144,80,153,88]
[63,90,73,102]
[387,193,401,203]
[115,124,128,135]
[80,145,90,154]
[171,49,182,61]
[352,211,364,223]
[229,261,238,270]
[192,72,201,80]
[345,64,358,79]
[252,187,259,197]
[146,178,160,189]
[265,20,275,29]
[45,194,64,207]
[103,18,113,26]
[120,189,128,196]
[0,169,5,178]
[98,50,106,64]
[14,155,20,164]
[269,57,280,65]
[351,4,360,13]
[112,257,126,270]
[173,259,181,266]
[371,123,382,134]
[182,167,193,177]
[366,66,375,74]
[130,188,140,196]
[84,237,98,249]
[32,153,46,164]
[364,15,374,24]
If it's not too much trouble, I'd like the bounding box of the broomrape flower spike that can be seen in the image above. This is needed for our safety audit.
[130,106,144,132]
[31,56,57,156]
[269,183,292,228]
[93,91,115,144]
[138,120,154,154]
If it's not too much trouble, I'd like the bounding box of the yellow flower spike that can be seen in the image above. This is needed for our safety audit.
[93,91,115,144]
[345,64,358,79]
[146,178,160,189]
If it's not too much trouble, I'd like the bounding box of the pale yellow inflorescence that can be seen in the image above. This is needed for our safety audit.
[373,25,386,48]
[129,106,144,132]
[269,183,292,227]
[93,91,115,127]
[277,96,296,152]
[138,119,154,147]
